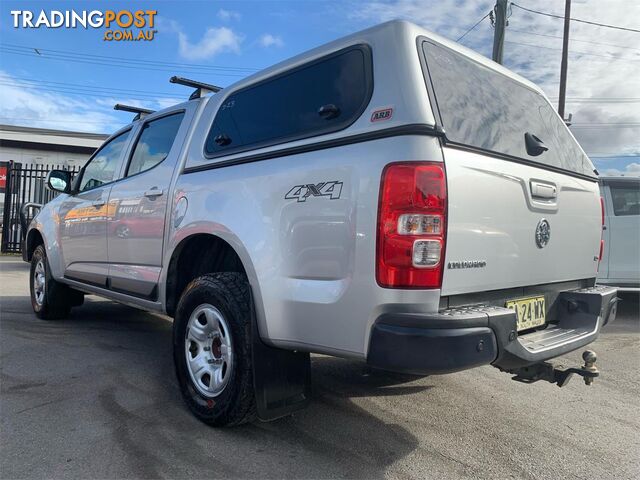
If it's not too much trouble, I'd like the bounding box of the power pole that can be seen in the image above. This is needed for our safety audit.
[492,0,509,64]
[558,0,571,119]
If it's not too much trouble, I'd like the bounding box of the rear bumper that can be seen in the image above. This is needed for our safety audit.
[367,285,619,375]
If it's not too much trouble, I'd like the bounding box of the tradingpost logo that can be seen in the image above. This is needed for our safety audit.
[10,9,158,42]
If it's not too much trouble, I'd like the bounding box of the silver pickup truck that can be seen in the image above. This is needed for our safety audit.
[24,21,618,426]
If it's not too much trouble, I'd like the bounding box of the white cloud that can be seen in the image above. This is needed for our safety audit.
[0,72,182,134]
[217,9,241,21]
[350,0,640,169]
[349,0,494,39]
[259,34,284,48]
[602,163,640,176]
[177,26,243,60]
[0,72,122,134]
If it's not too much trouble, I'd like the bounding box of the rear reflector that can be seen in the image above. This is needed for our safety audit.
[376,162,447,288]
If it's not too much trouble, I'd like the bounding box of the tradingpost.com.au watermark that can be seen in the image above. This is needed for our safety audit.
[10,9,158,41]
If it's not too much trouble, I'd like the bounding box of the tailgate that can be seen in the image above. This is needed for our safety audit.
[441,148,601,296]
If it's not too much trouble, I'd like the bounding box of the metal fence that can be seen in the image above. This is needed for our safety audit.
[1,161,80,253]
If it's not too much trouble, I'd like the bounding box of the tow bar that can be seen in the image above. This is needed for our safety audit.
[509,350,599,387]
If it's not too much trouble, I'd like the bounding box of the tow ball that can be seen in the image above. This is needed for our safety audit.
[509,350,599,387]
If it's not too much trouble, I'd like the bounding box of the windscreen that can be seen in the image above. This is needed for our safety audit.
[422,41,595,178]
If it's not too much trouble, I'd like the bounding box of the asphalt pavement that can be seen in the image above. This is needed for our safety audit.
[1,256,639,479]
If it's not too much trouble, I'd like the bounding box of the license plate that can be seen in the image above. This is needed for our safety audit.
[505,296,546,331]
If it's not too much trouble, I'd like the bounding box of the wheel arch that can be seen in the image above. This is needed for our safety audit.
[164,233,263,324]
[24,227,45,262]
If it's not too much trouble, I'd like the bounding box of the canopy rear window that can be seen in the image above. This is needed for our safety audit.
[421,40,594,178]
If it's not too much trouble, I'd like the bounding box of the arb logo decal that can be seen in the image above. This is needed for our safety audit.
[370,107,393,122]
[285,181,343,202]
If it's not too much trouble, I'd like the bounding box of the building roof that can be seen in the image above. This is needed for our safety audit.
[599,175,640,183]
[0,124,107,154]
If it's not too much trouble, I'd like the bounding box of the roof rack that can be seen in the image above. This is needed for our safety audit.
[170,76,222,100]
[114,104,155,121]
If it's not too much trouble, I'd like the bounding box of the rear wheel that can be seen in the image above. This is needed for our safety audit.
[30,245,81,319]
[173,272,256,427]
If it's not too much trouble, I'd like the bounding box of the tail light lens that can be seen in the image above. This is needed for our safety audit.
[376,162,447,288]
[599,239,604,262]
[598,197,605,266]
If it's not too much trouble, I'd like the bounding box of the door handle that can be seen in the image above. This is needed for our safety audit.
[530,181,557,199]
[92,200,105,208]
[144,188,164,199]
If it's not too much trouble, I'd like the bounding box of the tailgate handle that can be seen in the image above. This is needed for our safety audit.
[530,181,557,199]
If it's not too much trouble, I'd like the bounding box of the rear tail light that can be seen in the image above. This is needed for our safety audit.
[599,239,604,262]
[376,162,447,288]
[598,197,605,268]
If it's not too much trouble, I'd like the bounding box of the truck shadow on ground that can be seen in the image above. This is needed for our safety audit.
[1,294,427,479]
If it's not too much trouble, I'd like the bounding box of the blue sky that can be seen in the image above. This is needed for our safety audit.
[1,0,638,175]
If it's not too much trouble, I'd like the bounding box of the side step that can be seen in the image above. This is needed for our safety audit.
[518,326,594,354]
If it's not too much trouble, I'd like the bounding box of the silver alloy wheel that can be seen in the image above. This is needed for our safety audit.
[33,260,46,306]
[185,304,233,398]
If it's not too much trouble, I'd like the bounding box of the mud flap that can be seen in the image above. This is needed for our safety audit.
[250,300,311,421]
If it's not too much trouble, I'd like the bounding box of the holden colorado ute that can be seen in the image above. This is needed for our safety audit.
[23,21,618,426]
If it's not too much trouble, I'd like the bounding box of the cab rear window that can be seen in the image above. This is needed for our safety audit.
[421,41,595,178]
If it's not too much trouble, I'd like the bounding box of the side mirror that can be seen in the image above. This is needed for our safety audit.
[46,170,72,194]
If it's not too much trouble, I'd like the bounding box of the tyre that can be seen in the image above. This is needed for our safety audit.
[173,272,256,427]
[30,245,80,320]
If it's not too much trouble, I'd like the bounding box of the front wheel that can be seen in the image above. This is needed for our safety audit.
[173,272,256,427]
[30,245,80,319]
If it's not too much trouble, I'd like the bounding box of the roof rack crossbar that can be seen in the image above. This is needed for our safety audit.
[114,103,155,121]
[170,76,222,100]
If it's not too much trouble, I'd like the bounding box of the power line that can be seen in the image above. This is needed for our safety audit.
[511,3,640,33]
[456,12,491,41]
[508,27,640,51]
[571,124,640,128]
[588,153,640,156]
[0,47,249,77]
[2,76,184,99]
[0,116,119,126]
[0,81,177,102]
[504,40,640,61]
[549,98,640,103]
[1,43,258,72]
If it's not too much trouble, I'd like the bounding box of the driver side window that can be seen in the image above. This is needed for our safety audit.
[79,130,131,192]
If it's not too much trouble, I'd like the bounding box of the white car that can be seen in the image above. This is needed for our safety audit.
[598,176,640,291]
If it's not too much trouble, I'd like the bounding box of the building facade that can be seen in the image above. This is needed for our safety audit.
[0,124,108,242]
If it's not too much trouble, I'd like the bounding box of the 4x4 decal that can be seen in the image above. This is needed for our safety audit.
[285,181,343,202]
